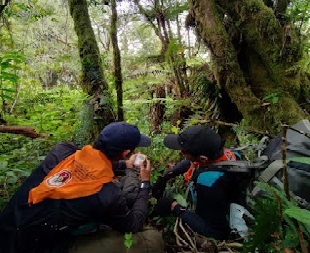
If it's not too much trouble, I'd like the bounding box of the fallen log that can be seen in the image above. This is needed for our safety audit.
[0,126,49,138]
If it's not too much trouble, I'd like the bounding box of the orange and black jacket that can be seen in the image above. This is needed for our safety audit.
[0,142,149,253]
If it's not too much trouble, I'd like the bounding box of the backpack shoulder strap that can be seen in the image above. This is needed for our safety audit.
[210,160,261,173]
[251,160,310,210]
[190,161,255,185]
[257,160,284,183]
[251,160,284,196]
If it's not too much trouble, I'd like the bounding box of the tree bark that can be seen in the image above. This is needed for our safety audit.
[188,0,308,134]
[68,0,114,136]
[110,0,124,121]
[0,126,49,138]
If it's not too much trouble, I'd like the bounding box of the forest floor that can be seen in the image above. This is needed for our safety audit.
[157,220,244,253]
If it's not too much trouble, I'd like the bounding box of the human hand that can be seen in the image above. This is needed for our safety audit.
[125,153,139,169]
[139,159,151,182]
[125,153,147,169]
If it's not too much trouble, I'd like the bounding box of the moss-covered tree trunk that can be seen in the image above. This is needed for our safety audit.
[188,0,309,134]
[110,0,124,121]
[68,0,114,138]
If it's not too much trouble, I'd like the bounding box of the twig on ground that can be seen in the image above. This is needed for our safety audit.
[178,219,196,250]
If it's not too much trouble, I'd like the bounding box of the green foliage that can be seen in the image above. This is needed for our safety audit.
[232,120,260,159]
[164,1,188,21]
[124,232,133,249]
[7,1,55,21]
[286,0,310,25]
[0,50,26,106]
[0,87,86,210]
[0,135,50,209]
[245,198,282,252]
[285,207,310,224]
[244,182,310,252]
[290,156,310,164]
[173,193,188,207]
[262,92,279,104]
[11,88,86,138]
[165,38,185,67]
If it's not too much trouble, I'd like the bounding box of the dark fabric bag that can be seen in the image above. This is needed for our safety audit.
[257,119,310,208]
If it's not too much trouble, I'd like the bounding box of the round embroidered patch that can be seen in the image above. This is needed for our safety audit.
[46,169,72,188]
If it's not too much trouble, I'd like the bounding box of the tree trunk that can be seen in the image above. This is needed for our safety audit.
[110,0,124,121]
[188,0,308,134]
[133,0,189,97]
[149,84,166,133]
[68,0,114,137]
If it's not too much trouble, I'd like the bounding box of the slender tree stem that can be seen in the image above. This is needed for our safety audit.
[281,124,290,200]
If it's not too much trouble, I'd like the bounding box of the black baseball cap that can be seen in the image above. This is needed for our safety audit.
[164,125,224,159]
[99,122,151,150]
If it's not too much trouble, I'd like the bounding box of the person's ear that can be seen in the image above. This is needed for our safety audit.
[199,155,209,163]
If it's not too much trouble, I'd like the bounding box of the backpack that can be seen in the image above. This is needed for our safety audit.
[210,119,310,210]
[251,119,310,209]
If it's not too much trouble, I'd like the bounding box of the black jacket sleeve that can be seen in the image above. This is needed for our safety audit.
[98,185,149,234]
[162,159,191,180]
[112,160,127,176]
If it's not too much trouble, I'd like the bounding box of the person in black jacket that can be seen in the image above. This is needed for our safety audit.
[153,125,249,240]
[0,122,151,253]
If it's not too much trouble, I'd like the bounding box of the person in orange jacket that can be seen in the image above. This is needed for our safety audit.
[0,122,151,253]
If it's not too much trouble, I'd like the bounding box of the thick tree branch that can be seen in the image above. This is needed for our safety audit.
[0,126,49,138]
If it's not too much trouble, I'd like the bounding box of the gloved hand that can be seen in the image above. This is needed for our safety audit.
[151,176,167,199]
[154,196,175,216]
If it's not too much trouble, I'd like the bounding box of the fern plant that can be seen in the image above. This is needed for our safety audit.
[244,182,310,252]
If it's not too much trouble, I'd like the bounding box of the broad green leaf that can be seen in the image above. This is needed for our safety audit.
[0,94,15,100]
[38,156,47,161]
[0,88,15,92]
[6,171,16,177]
[284,207,310,224]
[125,232,132,240]
[173,193,188,207]
[272,96,278,104]
[0,71,19,82]
[124,240,133,249]
[289,157,310,165]
[0,161,8,170]
[283,224,299,248]
[6,176,18,184]
[171,125,179,134]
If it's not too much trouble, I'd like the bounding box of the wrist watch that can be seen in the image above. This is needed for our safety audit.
[140,181,151,189]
